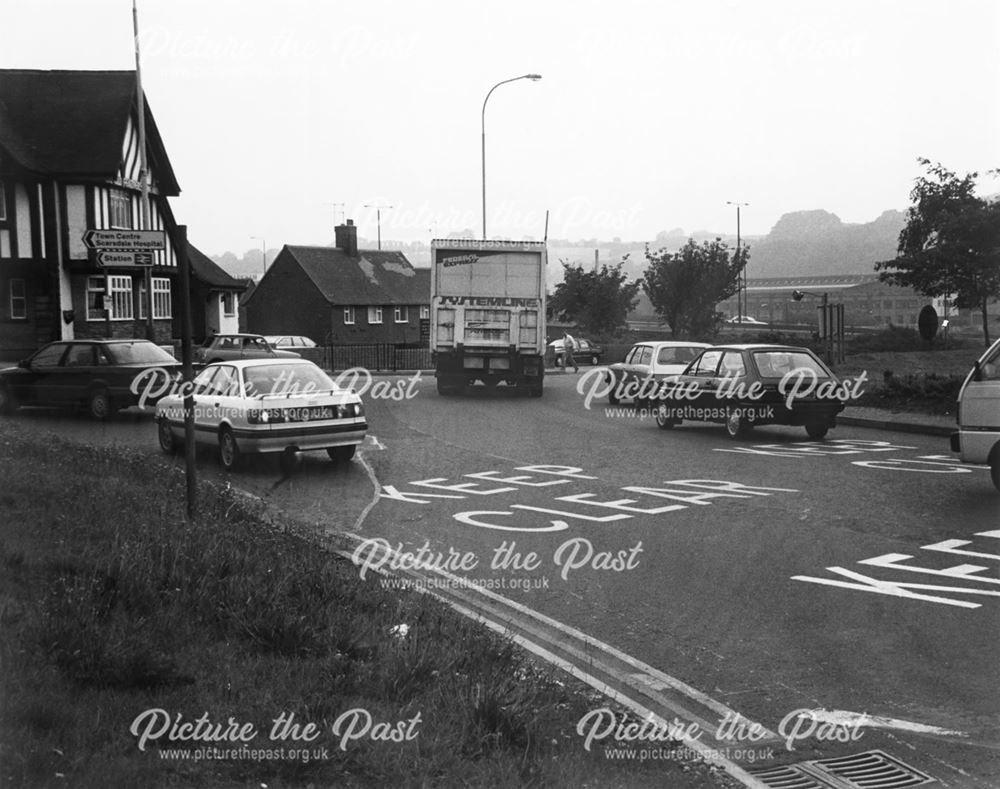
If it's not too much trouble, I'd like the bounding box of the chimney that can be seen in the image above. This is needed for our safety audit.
[335,219,358,257]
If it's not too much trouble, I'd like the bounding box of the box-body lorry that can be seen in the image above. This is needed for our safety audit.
[430,239,547,396]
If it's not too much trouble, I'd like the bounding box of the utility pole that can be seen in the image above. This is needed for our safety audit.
[133,0,154,340]
[727,201,749,320]
[364,204,392,250]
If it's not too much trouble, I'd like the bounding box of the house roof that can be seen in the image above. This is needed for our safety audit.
[0,69,179,194]
[278,246,430,305]
[187,243,246,291]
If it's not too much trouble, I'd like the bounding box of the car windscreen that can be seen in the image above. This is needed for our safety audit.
[105,342,178,364]
[752,351,829,378]
[243,364,336,398]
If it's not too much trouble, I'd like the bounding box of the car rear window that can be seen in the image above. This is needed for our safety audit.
[753,351,829,378]
[657,346,702,365]
[244,363,336,398]
[105,342,178,364]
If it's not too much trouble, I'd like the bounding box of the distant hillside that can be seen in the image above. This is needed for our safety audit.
[747,209,905,278]
[211,209,907,285]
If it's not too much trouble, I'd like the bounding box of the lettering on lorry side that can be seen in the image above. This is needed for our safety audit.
[438,296,540,308]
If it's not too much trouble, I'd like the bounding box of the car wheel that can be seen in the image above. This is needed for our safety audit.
[157,419,177,454]
[725,407,752,439]
[591,355,599,365]
[805,421,829,440]
[88,388,113,421]
[655,404,678,430]
[990,450,1000,493]
[555,354,563,368]
[218,427,242,470]
[327,445,356,463]
[0,384,16,415]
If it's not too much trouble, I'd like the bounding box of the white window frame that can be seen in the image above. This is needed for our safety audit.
[109,188,132,229]
[0,181,7,221]
[394,306,408,323]
[108,275,134,320]
[420,305,429,319]
[344,306,355,325]
[367,306,383,324]
[222,291,235,317]
[9,278,26,319]
[87,276,106,321]
[152,278,172,318]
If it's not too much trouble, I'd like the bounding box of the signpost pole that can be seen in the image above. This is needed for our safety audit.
[177,225,197,520]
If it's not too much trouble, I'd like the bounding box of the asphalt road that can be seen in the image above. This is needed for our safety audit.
[12,371,1000,785]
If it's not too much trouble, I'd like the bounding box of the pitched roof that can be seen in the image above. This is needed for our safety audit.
[0,69,179,194]
[280,246,430,305]
[187,243,246,290]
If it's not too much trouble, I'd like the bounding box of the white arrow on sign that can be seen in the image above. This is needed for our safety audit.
[83,229,166,251]
[96,251,155,267]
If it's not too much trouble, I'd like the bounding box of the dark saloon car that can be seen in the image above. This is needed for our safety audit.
[0,340,181,420]
[653,344,851,439]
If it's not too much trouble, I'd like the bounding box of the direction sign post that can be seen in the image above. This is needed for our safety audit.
[96,251,155,267]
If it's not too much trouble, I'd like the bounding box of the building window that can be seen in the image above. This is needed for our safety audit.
[153,278,172,318]
[394,306,408,323]
[222,291,235,316]
[109,188,132,229]
[109,275,134,320]
[87,276,106,320]
[10,278,26,319]
[344,307,355,325]
[139,277,172,319]
[420,305,429,319]
[367,306,382,324]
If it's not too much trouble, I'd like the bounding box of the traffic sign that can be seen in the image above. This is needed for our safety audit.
[83,229,166,251]
[96,250,155,267]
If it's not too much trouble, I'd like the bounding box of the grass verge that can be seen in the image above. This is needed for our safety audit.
[0,420,734,788]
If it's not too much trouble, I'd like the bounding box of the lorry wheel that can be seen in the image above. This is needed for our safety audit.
[437,377,460,395]
[805,421,829,439]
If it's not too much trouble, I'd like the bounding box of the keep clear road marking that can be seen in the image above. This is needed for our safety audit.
[793,530,1000,609]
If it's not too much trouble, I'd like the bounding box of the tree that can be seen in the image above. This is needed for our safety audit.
[549,258,641,336]
[642,238,746,338]
[875,159,1000,346]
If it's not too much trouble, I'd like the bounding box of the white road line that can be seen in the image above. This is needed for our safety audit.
[348,448,382,533]
[792,709,967,737]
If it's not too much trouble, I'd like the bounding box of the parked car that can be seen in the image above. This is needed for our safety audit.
[725,316,768,326]
[549,337,603,366]
[0,339,181,420]
[653,344,847,439]
[155,358,366,471]
[194,333,299,365]
[950,337,1000,491]
[264,335,317,350]
[605,341,712,404]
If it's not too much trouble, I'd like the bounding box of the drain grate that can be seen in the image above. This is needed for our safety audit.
[751,750,935,789]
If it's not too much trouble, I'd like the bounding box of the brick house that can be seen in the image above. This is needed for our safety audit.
[0,69,182,359]
[244,220,430,346]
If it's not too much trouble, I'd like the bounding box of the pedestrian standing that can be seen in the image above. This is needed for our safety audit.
[562,331,579,373]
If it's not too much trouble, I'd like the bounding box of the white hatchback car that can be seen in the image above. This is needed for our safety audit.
[604,341,712,404]
[156,358,366,471]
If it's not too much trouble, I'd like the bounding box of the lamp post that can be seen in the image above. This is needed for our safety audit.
[364,204,392,250]
[482,73,541,239]
[250,236,266,277]
[726,201,749,320]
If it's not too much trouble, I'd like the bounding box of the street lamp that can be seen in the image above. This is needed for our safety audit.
[250,236,266,277]
[482,73,541,239]
[364,204,392,250]
[726,201,749,320]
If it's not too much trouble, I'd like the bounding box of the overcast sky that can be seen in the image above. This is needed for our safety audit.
[5,0,999,256]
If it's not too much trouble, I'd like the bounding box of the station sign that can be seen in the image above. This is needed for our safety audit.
[96,250,155,267]
[83,229,166,251]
